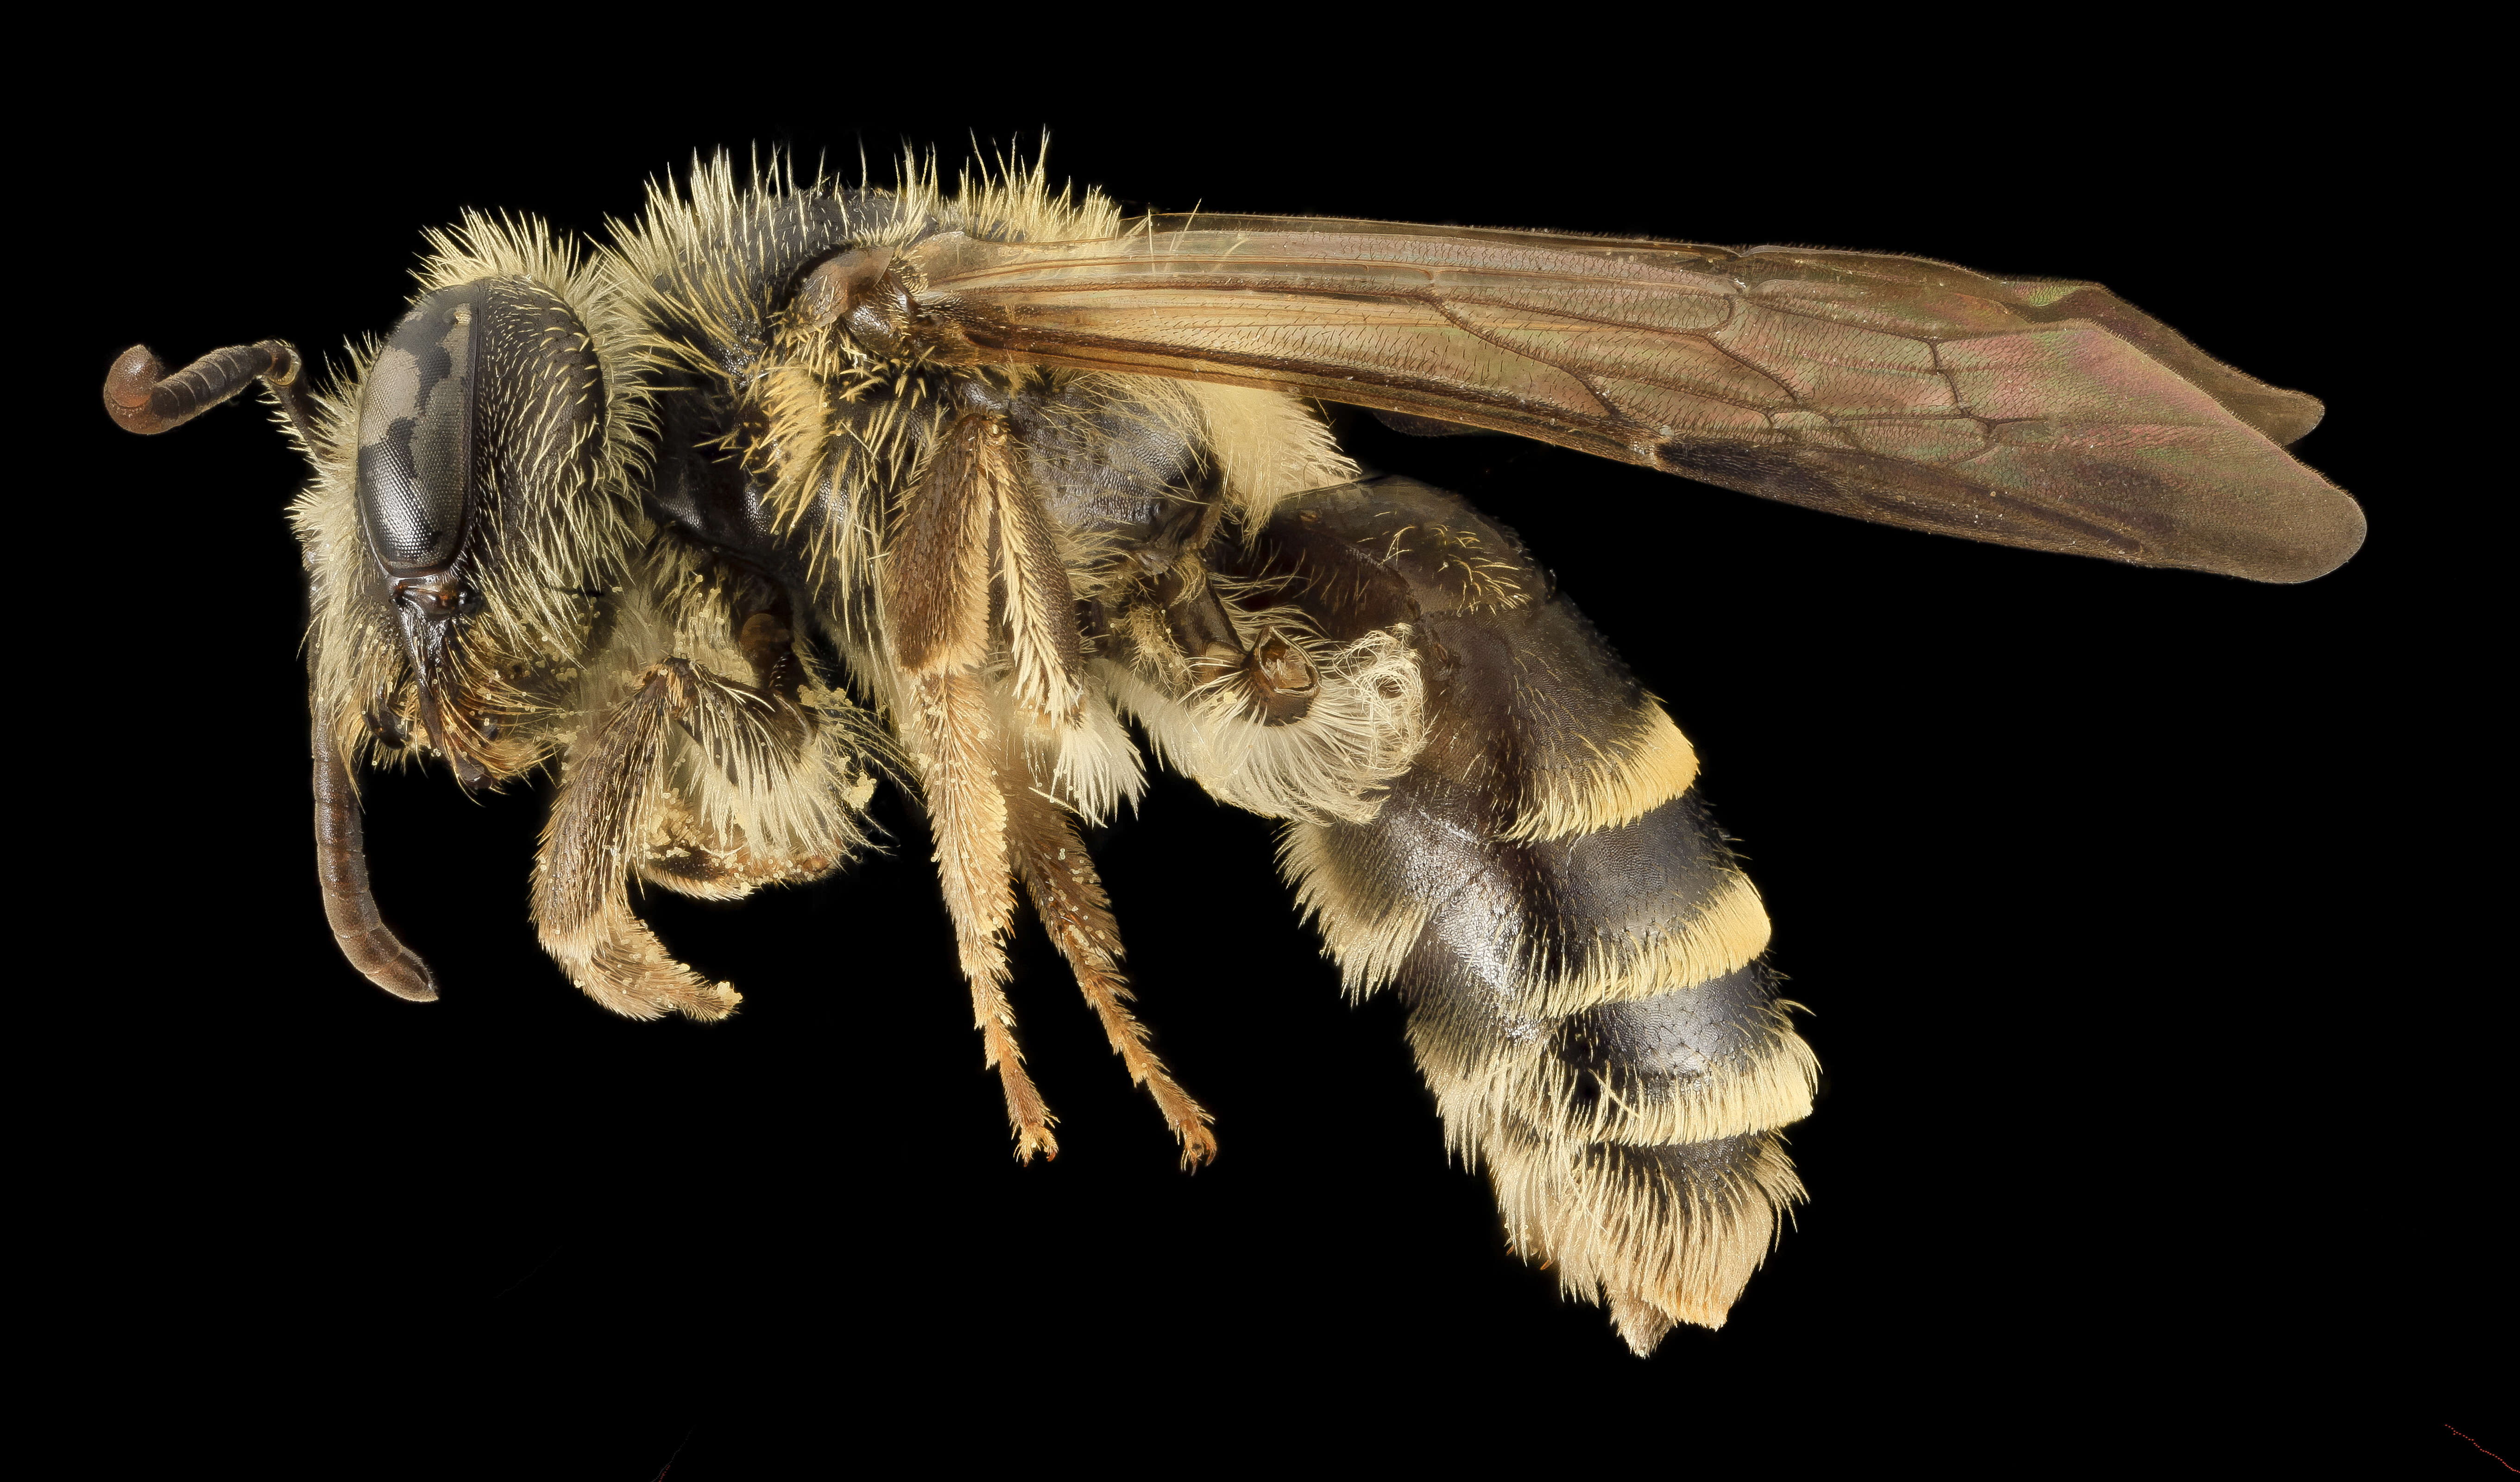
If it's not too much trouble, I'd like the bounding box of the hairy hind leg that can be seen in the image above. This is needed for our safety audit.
[1002,773,1216,1167]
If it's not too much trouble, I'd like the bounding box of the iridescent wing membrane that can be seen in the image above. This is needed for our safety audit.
[904,215,2361,582]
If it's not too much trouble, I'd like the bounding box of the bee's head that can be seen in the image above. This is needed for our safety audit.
[102,219,639,999]
[351,274,615,790]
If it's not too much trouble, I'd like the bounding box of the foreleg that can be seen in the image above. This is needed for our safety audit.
[533,660,741,1021]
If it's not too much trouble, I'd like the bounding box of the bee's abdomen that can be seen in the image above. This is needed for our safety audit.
[1257,478,1816,1354]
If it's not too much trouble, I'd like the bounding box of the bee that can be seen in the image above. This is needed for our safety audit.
[100,151,2362,1354]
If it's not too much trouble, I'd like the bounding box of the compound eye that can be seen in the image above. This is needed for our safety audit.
[355,287,479,572]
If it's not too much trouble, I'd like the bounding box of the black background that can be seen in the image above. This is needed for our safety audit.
[41,27,2494,1478]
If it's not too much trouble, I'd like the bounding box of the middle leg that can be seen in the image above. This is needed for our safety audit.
[883,412,1065,1161]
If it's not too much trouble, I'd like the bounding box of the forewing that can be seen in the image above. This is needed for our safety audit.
[904,217,2362,583]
